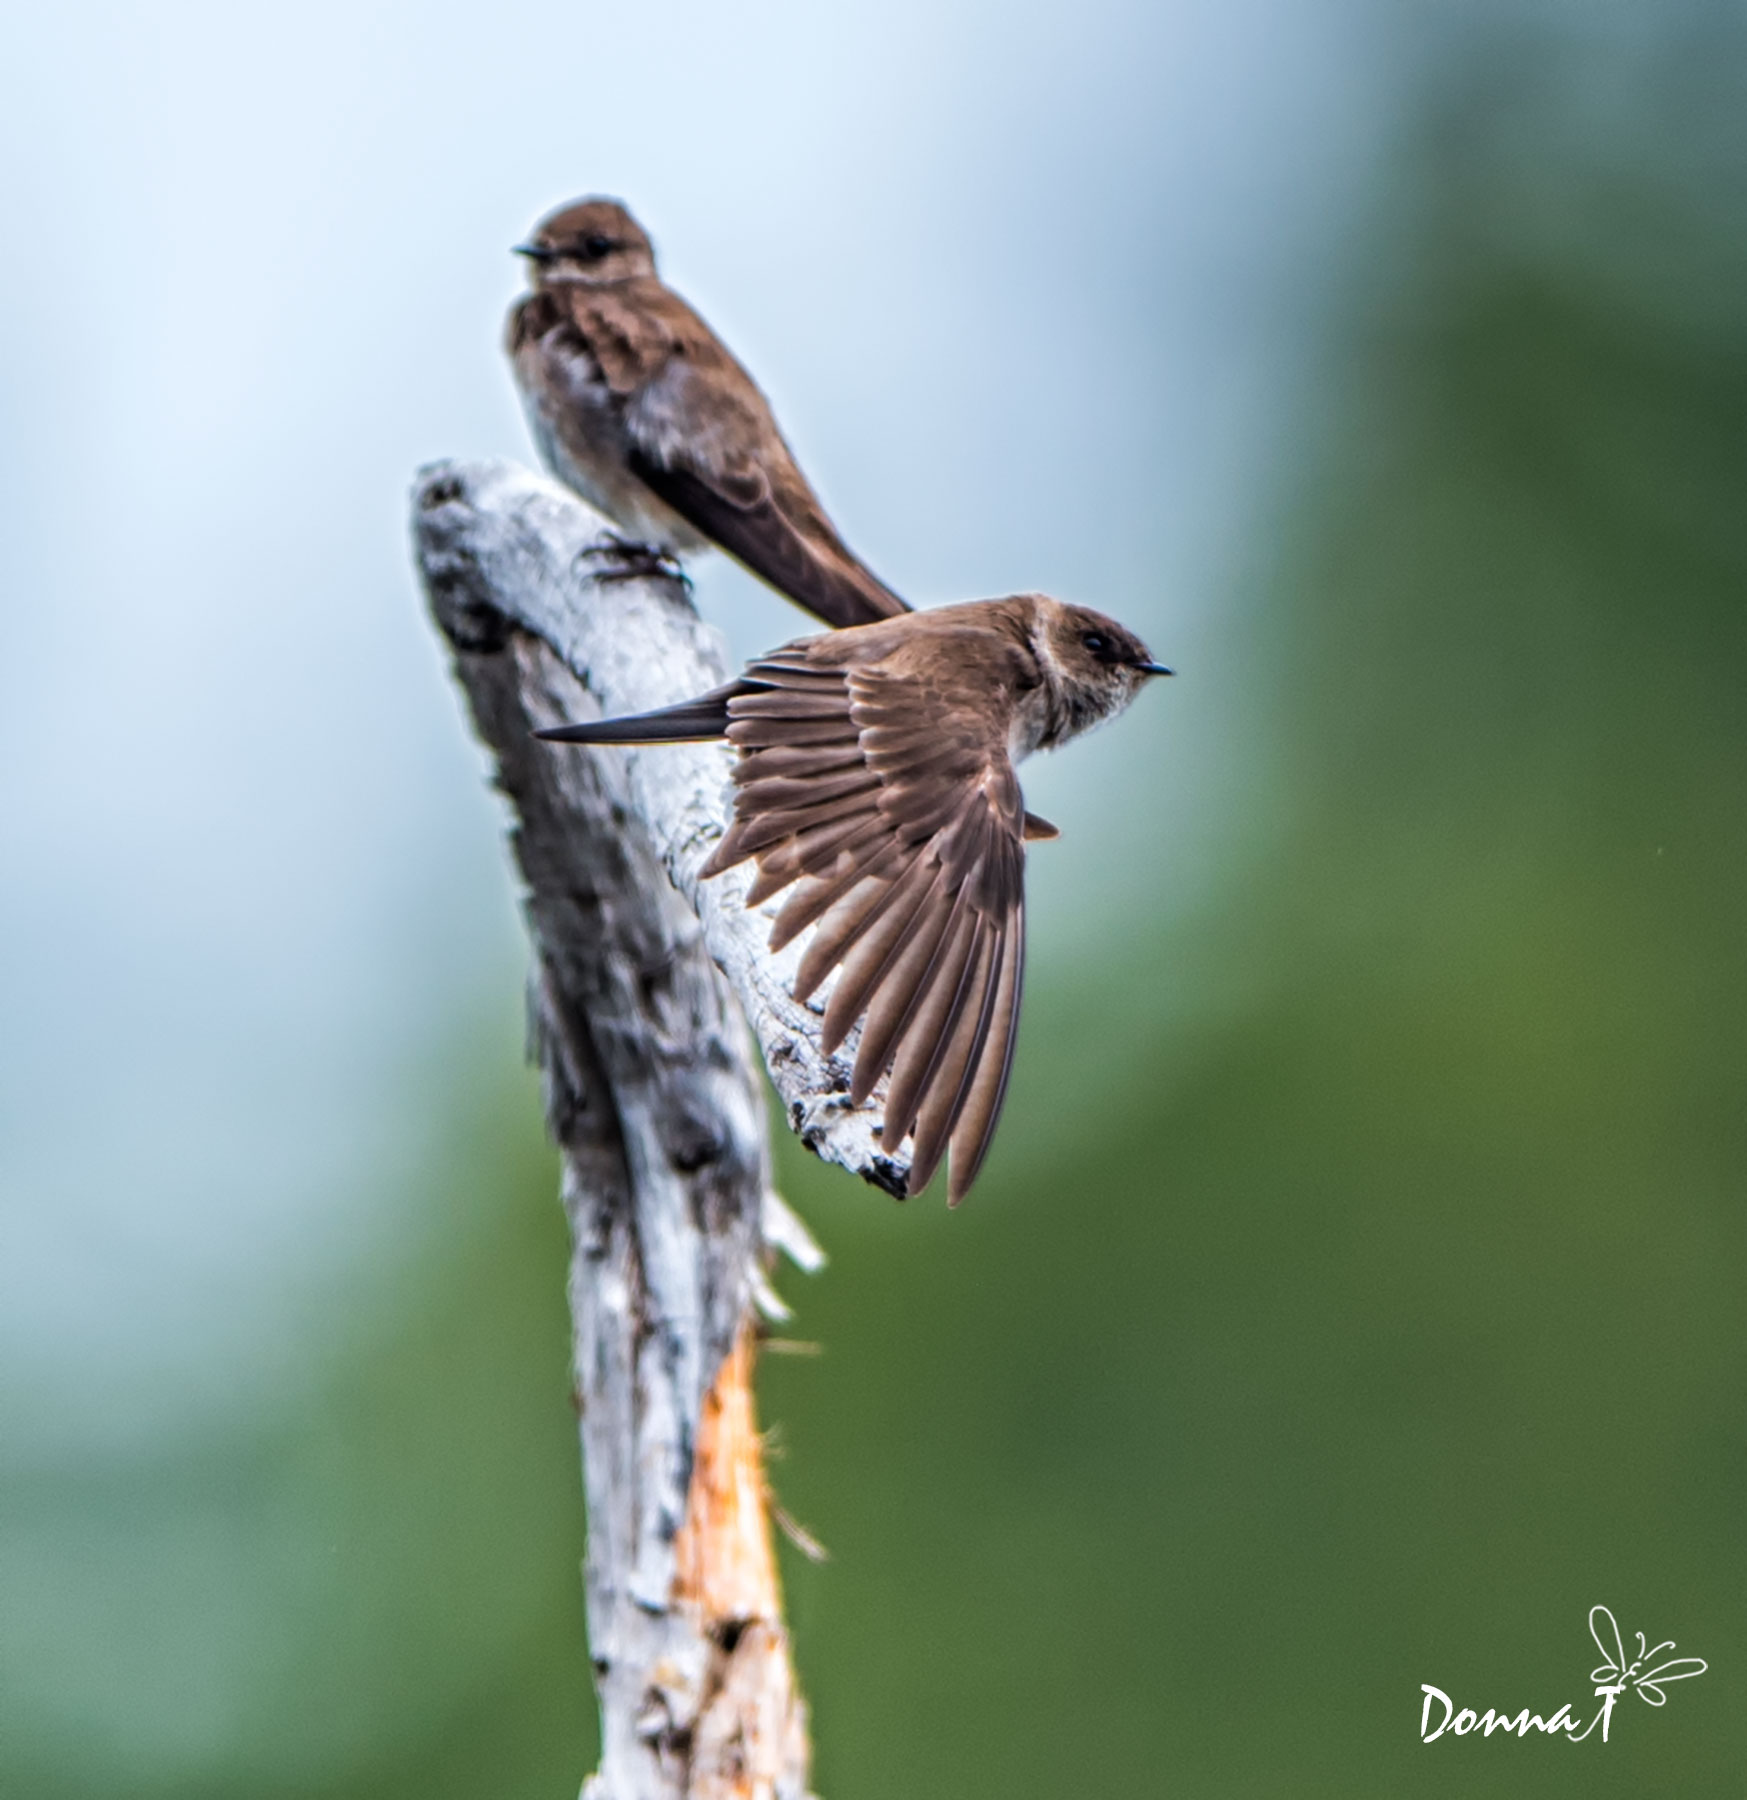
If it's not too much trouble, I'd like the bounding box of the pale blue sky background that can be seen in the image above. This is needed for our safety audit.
[0,0,1411,1458]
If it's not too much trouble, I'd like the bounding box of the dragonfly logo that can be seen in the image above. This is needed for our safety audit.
[1419,1606,1707,1745]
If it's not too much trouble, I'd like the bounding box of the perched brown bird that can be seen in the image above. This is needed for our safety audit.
[538,595,1170,1204]
[507,197,908,629]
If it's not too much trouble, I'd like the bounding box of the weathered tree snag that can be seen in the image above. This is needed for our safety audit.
[412,459,847,1800]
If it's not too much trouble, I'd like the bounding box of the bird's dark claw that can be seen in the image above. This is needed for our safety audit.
[578,535,691,590]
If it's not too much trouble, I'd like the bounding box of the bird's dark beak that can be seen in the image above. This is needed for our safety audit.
[514,242,556,262]
[1133,661,1174,678]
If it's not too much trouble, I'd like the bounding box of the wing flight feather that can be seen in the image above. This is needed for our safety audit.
[704,653,1029,1202]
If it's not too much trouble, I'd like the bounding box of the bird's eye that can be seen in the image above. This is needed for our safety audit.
[581,233,614,259]
[1081,631,1112,658]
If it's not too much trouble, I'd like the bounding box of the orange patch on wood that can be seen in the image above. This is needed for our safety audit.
[673,1322,781,1627]
[672,1323,811,1799]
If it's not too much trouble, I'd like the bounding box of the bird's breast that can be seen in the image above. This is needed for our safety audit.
[512,334,707,554]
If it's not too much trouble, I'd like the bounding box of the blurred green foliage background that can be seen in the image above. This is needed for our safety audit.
[4,8,1744,1798]
[764,52,1747,1796]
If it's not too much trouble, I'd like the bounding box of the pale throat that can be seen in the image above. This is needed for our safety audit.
[1020,624,1127,756]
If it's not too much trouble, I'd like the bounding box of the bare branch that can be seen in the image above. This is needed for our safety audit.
[411,457,838,1800]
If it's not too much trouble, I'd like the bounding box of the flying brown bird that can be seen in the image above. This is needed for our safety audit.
[507,196,908,630]
[538,595,1170,1204]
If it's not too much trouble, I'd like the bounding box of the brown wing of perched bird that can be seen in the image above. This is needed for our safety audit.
[627,439,911,632]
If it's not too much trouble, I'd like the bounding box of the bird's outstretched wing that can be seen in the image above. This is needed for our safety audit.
[701,642,1027,1203]
[518,280,908,628]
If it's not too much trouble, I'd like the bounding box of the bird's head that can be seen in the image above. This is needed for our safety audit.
[1030,598,1171,744]
[515,198,656,286]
